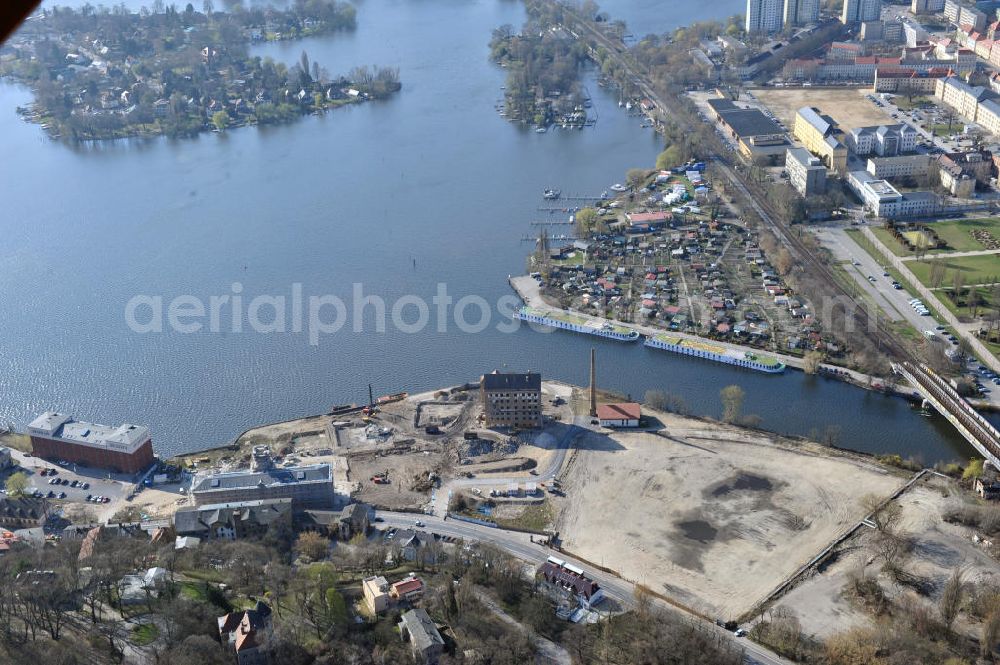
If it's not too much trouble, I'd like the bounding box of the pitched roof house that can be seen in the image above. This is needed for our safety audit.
[219,601,273,665]
[398,608,445,664]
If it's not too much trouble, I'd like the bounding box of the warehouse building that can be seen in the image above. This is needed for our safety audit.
[710,101,790,162]
[28,412,155,474]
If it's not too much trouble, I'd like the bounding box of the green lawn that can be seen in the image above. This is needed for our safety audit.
[867,227,914,257]
[925,122,960,136]
[130,623,159,646]
[494,501,554,532]
[177,580,213,602]
[926,218,1000,253]
[908,254,1000,287]
[893,96,934,110]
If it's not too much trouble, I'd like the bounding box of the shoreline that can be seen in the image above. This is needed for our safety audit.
[505,274,998,415]
[164,376,948,472]
[507,274,898,390]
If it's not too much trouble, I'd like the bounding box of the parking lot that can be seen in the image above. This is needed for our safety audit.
[3,449,131,516]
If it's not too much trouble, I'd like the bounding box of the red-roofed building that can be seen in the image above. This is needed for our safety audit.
[538,557,605,609]
[218,601,272,665]
[596,402,641,428]
[626,211,670,225]
[390,576,425,603]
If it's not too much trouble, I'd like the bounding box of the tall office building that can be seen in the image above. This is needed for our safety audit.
[841,0,881,24]
[746,0,785,33]
[784,0,820,26]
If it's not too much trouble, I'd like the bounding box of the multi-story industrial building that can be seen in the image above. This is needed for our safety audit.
[793,107,849,172]
[746,0,785,33]
[190,448,339,509]
[842,0,881,24]
[783,0,820,26]
[480,371,542,429]
[28,412,154,474]
[785,147,828,196]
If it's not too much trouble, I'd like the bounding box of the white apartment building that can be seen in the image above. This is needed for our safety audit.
[747,0,785,33]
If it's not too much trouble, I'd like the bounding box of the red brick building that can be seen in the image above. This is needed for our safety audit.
[28,412,154,475]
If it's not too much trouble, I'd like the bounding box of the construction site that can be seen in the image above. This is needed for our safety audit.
[171,380,577,513]
[553,410,910,621]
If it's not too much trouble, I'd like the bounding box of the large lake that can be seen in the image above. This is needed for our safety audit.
[0,0,990,461]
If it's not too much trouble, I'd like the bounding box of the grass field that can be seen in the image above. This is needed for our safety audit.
[893,96,934,110]
[927,218,1000,253]
[870,226,914,257]
[909,254,1000,287]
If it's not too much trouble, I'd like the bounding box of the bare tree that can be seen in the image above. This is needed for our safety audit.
[939,567,965,631]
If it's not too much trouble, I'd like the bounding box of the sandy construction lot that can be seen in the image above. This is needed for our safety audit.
[751,87,893,132]
[773,474,1000,639]
[555,414,905,619]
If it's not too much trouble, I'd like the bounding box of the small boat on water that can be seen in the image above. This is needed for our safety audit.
[535,126,547,133]
[543,188,561,200]
[625,101,633,110]
[610,183,628,192]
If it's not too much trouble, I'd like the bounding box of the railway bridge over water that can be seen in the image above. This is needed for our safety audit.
[894,362,1000,467]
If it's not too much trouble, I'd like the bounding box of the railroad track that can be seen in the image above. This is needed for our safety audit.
[550,0,911,361]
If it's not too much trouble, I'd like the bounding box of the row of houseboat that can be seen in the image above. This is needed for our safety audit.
[644,334,785,374]
[515,306,785,374]
[515,307,641,342]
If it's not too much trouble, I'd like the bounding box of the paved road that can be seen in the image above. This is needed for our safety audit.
[815,226,936,334]
[377,511,792,665]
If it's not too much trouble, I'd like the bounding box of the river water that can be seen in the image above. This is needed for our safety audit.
[0,0,991,461]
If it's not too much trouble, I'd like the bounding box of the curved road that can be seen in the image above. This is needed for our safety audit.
[429,418,586,516]
[377,509,792,665]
